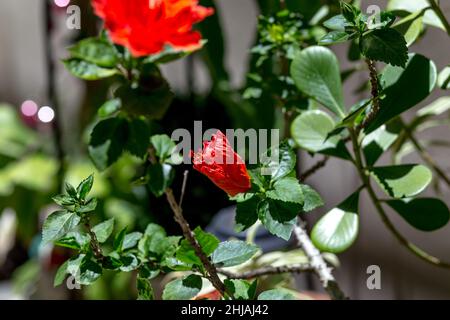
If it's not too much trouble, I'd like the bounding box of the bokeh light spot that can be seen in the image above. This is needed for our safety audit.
[21,100,39,117]
[38,106,55,123]
[54,0,70,8]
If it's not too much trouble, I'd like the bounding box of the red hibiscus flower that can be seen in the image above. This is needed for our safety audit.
[192,131,251,196]
[91,0,214,57]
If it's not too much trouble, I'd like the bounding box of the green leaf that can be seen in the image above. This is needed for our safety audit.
[258,200,297,241]
[150,135,177,163]
[78,198,97,213]
[76,174,94,200]
[68,37,119,68]
[291,110,351,160]
[266,177,303,204]
[42,210,81,244]
[98,98,121,118]
[143,44,195,65]
[54,232,90,250]
[291,46,345,117]
[370,165,432,198]
[63,59,118,80]
[92,218,114,243]
[340,1,360,23]
[113,227,127,252]
[125,118,151,158]
[393,10,425,47]
[89,117,128,170]
[147,163,175,197]
[65,183,77,199]
[438,66,450,90]
[258,288,296,300]
[319,31,354,45]
[138,223,168,257]
[54,260,69,287]
[387,0,446,31]
[260,142,296,182]
[123,232,143,250]
[52,194,76,206]
[362,122,401,166]
[360,28,408,67]
[311,191,360,253]
[137,276,154,300]
[235,194,260,232]
[162,274,203,300]
[386,198,450,231]
[323,14,351,31]
[176,227,219,265]
[224,279,257,300]
[119,253,139,272]
[212,240,259,267]
[116,80,174,119]
[300,184,324,212]
[67,254,102,285]
[367,54,437,132]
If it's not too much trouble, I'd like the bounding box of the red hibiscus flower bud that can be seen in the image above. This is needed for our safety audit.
[91,0,214,57]
[192,131,252,196]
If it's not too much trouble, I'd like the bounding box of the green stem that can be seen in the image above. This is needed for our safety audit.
[427,0,450,36]
[349,129,450,269]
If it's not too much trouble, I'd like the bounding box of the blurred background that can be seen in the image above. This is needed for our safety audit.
[0,0,449,299]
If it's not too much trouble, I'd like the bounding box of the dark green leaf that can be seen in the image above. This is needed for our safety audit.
[54,260,69,287]
[362,122,401,166]
[89,117,128,170]
[235,194,260,232]
[113,227,127,252]
[224,279,257,300]
[119,253,139,272]
[42,210,81,244]
[300,184,324,212]
[319,31,354,45]
[176,227,219,265]
[360,28,408,67]
[125,118,150,158]
[137,276,154,300]
[340,1,360,23]
[65,183,77,199]
[311,191,360,253]
[116,80,174,119]
[68,37,119,68]
[266,177,303,204]
[150,134,176,163]
[77,174,94,199]
[258,200,296,241]
[63,59,118,80]
[52,194,76,206]
[212,241,259,267]
[78,198,97,213]
[367,54,437,132]
[148,163,175,197]
[162,274,203,300]
[386,198,450,231]
[98,98,121,118]
[370,165,432,198]
[260,142,296,182]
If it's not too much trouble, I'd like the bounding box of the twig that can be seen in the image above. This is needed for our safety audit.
[356,59,380,133]
[299,156,330,181]
[349,128,450,269]
[44,0,65,190]
[148,148,227,297]
[218,263,314,280]
[401,121,450,187]
[293,218,347,300]
[83,218,103,260]
[427,0,450,36]
[179,170,189,208]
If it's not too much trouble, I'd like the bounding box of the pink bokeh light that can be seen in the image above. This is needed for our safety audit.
[54,0,70,8]
[21,100,39,117]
